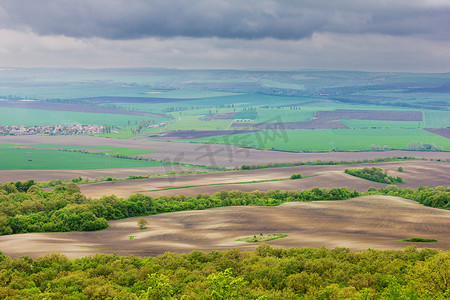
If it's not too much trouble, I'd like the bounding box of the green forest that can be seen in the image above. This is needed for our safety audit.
[0,181,448,236]
[344,167,404,184]
[0,245,448,299]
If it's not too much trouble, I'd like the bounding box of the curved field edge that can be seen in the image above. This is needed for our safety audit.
[0,182,448,236]
[0,245,448,299]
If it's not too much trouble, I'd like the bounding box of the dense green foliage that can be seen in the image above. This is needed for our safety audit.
[368,185,449,209]
[290,174,302,179]
[345,167,404,184]
[0,245,448,299]
[402,237,438,243]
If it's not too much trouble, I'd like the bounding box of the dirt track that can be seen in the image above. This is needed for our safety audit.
[78,160,449,198]
[0,195,448,259]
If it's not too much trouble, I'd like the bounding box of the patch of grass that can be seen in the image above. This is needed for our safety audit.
[129,236,136,240]
[402,237,438,243]
[236,233,288,243]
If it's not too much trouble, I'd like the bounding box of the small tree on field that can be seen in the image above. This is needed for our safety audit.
[398,166,404,172]
[137,218,148,229]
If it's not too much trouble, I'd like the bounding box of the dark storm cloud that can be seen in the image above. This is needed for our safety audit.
[1,0,449,40]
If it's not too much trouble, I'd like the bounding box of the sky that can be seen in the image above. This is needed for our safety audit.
[0,0,449,72]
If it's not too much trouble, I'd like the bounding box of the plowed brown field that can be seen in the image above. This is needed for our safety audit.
[0,195,448,259]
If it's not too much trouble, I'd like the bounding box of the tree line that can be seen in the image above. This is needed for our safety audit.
[345,167,404,184]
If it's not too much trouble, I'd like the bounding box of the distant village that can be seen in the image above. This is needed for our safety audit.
[0,124,104,136]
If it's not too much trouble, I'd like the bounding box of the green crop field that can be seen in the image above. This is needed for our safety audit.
[0,148,165,170]
[341,120,422,129]
[0,107,168,126]
[164,116,233,131]
[27,144,158,156]
[185,128,450,152]
[254,107,314,123]
[423,110,450,128]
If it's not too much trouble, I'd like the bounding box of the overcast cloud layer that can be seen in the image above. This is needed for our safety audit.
[0,0,449,72]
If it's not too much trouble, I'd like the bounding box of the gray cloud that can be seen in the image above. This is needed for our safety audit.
[1,0,449,40]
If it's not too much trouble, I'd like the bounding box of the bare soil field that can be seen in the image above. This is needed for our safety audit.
[0,195,448,259]
[1,135,449,169]
[78,161,449,199]
[424,128,450,139]
[315,109,423,121]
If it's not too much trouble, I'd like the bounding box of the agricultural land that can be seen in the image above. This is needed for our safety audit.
[0,68,449,299]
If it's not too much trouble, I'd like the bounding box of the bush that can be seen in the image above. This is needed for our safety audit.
[290,174,302,179]
[402,237,438,243]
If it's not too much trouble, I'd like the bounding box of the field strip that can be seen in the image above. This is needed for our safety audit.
[138,175,320,192]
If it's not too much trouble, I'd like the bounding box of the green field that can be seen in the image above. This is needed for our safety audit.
[423,110,450,128]
[164,116,233,131]
[0,107,168,126]
[185,128,450,152]
[254,107,315,123]
[0,148,165,170]
[27,144,158,156]
[341,120,422,129]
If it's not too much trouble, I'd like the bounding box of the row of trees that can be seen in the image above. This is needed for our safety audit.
[0,182,448,236]
[0,245,448,299]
